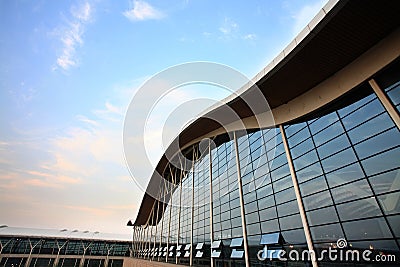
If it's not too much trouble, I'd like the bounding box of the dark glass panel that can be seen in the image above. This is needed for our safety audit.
[336,197,382,221]
[258,207,277,221]
[303,190,333,211]
[330,179,372,204]
[343,217,392,240]
[281,229,307,244]
[276,199,299,217]
[279,214,303,230]
[310,223,344,242]
[387,215,400,238]
[307,206,339,226]
[260,219,279,234]
[377,191,400,215]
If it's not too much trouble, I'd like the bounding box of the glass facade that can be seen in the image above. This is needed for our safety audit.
[0,236,130,267]
[132,60,400,266]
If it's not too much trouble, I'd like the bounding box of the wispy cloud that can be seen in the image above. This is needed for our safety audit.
[291,0,328,36]
[55,2,93,70]
[123,1,165,21]
[219,17,238,36]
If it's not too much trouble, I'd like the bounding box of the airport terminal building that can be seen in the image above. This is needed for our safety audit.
[128,0,400,266]
[0,226,131,267]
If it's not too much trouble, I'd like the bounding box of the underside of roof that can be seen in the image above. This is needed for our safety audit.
[131,0,400,226]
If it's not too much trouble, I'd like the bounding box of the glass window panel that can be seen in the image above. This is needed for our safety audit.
[343,217,392,240]
[303,190,333,211]
[273,175,293,193]
[349,239,399,251]
[246,223,261,236]
[325,163,365,188]
[275,187,296,205]
[300,176,328,196]
[293,149,319,171]
[331,179,372,204]
[310,223,344,242]
[321,148,357,173]
[276,199,299,217]
[355,128,400,159]
[287,127,310,147]
[270,164,290,182]
[369,168,400,194]
[307,206,338,226]
[285,123,307,139]
[296,162,323,183]
[245,211,259,225]
[256,195,275,210]
[279,214,303,230]
[341,98,385,131]
[261,219,279,234]
[290,138,314,159]
[258,206,277,221]
[336,197,382,221]
[378,191,400,215]
[281,229,307,244]
[387,215,400,238]
[317,134,350,160]
[337,92,374,118]
[384,81,400,111]
[362,147,400,176]
[347,112,394,144]
[309,112,339,135]
[313,121,344,147]
[255,184,273,199]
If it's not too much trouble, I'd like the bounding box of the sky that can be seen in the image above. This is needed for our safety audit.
[0,0,328,238]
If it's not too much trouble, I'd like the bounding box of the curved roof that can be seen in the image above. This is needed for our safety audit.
[0,226,130,242]
[131,0,400,226]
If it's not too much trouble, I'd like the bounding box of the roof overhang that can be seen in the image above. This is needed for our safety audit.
[132,0,400,226]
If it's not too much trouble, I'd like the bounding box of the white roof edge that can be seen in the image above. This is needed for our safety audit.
[0,226,131,242]
[197,0,339,118]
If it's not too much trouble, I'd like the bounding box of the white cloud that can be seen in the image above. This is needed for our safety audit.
[219,17,238,36]
[291,0,328,36]
[123,1,165,21]
[55,2,93,70]
[243,33,257,40]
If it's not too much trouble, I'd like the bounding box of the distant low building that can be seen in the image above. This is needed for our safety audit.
[0,226,131,267]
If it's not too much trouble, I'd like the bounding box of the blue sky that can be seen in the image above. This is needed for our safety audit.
[0,0,327,237]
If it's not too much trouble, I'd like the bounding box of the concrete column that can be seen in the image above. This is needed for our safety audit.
[190,149,196,266]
